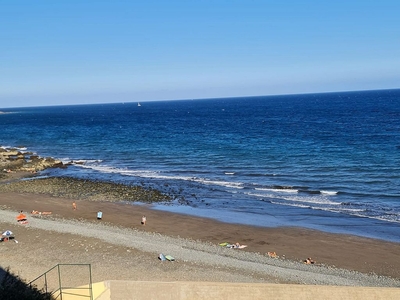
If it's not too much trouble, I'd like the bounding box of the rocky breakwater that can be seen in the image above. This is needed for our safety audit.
[0,147,65,174]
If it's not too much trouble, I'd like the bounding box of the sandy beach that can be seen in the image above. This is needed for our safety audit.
[1,172,400,288]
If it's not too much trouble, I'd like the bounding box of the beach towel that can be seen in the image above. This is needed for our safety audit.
[31,210,52,216]
[226,243,247,249]
[165,255,175,261]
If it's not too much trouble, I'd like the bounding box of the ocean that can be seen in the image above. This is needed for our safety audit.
[1,89,399,242]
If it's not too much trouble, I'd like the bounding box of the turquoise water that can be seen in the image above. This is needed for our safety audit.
[1,89,399,241]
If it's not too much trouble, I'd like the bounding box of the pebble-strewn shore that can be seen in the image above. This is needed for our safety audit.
[0,177,171,203]
[1,209,400,287]
[1,168,400,289]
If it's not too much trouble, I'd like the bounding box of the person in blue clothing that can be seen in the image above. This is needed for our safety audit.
[97,210,103,220]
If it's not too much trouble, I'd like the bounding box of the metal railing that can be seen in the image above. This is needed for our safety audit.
[29,264,93,300]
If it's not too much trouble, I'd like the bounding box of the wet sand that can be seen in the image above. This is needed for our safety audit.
[1,190,399,280]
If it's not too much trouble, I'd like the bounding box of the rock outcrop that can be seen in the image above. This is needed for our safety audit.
[0,147,65,173]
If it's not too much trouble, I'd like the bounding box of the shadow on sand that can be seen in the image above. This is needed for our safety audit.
[0,266,52,300]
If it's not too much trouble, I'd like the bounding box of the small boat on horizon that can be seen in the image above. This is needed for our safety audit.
[138,102,141,107]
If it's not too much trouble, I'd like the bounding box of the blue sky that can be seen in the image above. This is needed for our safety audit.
[1,1,399,108]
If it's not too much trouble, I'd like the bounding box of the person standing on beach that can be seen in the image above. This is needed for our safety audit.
[141,215,147,226]
[97,210,103,220]
[72,201,77,210]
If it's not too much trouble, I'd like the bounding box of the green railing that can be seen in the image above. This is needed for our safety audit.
[29,264,93,300]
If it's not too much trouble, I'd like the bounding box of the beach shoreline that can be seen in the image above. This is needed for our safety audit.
[0,171,400,286]
[1,206,400,287]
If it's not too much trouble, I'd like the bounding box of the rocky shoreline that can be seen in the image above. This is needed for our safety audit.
[0,146,65,173]
[0,177,171,203]
[0,146,171,203]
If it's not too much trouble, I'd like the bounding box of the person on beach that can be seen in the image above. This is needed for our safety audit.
[72,201,77,210]
[304,257,315,264]
[229,242,247,249]
[31,210,52,215]
[141,215,147,226]
[16,210,28,224]
[97,210,103,220]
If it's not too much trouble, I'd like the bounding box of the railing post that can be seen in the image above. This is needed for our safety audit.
[29,263,93,299]
[44,272,48,294]
[58,264,63,300]
[89,265,93,300]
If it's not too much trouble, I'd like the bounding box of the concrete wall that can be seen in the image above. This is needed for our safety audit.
[88,281,400,300]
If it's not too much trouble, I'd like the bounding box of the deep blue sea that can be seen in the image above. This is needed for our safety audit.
[1,89,399,242]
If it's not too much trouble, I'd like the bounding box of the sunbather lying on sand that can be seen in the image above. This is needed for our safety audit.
[230,242,247,249]
[31,210,52,215]
[219,242,248,249]
[304,257,315,264]
[1,230,13,241]
[268,251,278,258]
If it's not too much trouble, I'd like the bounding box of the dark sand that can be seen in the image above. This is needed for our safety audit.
[1,191,399,280]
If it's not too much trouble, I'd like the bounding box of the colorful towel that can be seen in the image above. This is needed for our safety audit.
[165,255,175,261]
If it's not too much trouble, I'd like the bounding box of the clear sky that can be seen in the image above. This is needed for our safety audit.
[1,1,399,108]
